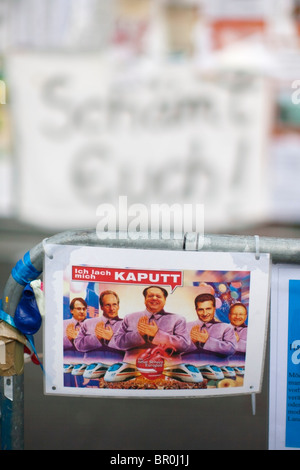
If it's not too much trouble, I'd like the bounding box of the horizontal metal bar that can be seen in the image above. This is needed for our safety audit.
[198,233,300,264]
[3,229,300,318]
[41,230,300,264]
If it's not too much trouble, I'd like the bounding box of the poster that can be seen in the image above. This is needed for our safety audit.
[44,244,270,398]
[269,265,300,450]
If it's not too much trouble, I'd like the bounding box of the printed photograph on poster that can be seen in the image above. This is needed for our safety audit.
[44,245,270,397]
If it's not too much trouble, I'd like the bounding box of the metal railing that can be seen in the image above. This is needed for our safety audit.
[1,229,300,450]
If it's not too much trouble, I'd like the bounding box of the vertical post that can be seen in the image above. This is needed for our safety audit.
[0,278,26,450]
[251,393,256,416]
[0,375,24,450]
[0,244,43,451]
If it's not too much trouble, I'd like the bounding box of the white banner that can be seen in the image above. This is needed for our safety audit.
[7,52,270,232]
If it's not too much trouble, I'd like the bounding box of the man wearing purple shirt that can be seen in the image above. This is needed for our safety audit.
[64,297,87,351]
[114,286,190,365]
[63,297,87,364]
[74,290,124,364]
[228,302,248,363]
[183,293,237,366]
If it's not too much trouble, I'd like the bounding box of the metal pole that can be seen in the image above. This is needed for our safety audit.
[0,240,44,450]
[0,375,24,450]
[1,229,300,450]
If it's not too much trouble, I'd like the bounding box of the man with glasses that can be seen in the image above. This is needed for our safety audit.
[64,297,88,353]
[228,302,248,362]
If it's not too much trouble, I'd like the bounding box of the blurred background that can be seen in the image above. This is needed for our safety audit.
[1,0,300,450]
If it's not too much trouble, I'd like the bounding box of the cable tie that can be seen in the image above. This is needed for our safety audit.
[254,235,260,260]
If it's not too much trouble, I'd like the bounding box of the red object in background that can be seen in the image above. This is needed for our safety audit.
[211,19,266,50]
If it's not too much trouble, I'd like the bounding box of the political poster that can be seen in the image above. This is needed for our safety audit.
[44,244,270,398]
[269,265,300,450]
